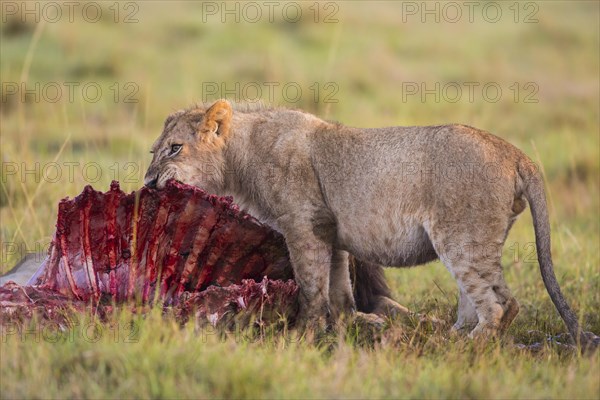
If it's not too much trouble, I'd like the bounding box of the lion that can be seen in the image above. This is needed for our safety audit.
[144,99,594,348]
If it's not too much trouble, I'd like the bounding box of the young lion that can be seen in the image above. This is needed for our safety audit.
[145,99,591,347]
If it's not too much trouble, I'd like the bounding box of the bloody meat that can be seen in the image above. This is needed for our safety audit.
[1,180,298,326]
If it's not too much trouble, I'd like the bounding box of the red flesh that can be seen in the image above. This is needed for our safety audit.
[1,180,297,325]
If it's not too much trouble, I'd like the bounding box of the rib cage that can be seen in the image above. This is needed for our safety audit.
[30,180,293,304]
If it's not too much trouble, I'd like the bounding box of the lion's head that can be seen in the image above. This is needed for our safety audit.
[144,100,233,193]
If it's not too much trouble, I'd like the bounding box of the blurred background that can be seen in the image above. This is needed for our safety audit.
[1,1,598,320]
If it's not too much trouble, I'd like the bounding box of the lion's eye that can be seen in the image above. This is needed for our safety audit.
[170,144,182,156]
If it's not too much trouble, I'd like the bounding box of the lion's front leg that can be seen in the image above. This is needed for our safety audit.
[329,249,356,319]
[284,228,333,329]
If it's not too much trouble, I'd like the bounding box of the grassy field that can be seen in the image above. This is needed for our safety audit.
[1,1,599,398]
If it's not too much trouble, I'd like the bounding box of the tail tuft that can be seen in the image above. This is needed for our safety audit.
[349,256,392,313]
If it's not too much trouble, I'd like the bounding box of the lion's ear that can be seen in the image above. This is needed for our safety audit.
[198,99,232,140]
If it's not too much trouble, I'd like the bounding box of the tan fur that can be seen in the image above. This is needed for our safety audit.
[145,100,589,346]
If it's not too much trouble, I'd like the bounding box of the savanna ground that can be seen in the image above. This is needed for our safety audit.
[0,1,599,398]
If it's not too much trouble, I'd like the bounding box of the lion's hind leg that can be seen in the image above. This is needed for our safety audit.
[452,288,479,333]
[456,263,519,339]
[428,225,519,339]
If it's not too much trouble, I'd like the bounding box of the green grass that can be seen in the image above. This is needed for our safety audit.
[1,1,599,399]
[1,310,599,399]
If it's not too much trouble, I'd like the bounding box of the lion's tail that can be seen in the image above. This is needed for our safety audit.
[518,158,590,349]
[349,256,393,313]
